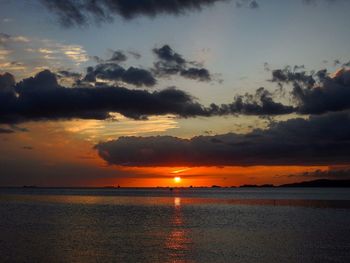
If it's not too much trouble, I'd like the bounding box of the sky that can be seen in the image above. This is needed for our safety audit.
[1,0,350,187]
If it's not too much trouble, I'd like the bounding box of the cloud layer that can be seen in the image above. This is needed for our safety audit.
[95,111,350,167]
[0,32,88,79]
[2,65,350,124]
[1,70,219,123]
[0,70,296,124]
[41,0,227,27]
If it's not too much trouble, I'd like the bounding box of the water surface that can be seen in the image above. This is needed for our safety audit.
[1,188,349,263]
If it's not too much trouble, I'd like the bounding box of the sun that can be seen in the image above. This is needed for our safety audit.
[174,177,181,183]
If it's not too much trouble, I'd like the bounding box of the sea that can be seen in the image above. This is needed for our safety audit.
[0,187,350,263]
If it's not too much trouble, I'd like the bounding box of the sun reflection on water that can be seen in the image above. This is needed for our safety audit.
[164,197,194,263]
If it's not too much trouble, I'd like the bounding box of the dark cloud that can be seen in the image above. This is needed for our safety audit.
[0,72,16,91]
[271,67,350,114]
[95,111,350,167]
[0,124,28,134]
[153,45,186,65]
[210,87,295,116]
[152,45,213,82]
[87,45,215,85]
[108,50,128,63]
[271,67,315,88]
[0,69,297,124]
[0,127,14,134]
[3,64,350,124]
[236,0,259,8]
[56,70,82,80]
[41,0,226,27]
[84,63,156,87]
[16,69,60,92]
[0,70,216,123]
[128,51,141,59]
[249,0,259,9]
[122,67,156,87]
[180,68,211,82]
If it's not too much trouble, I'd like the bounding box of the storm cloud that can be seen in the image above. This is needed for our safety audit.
[41,0,227,27]
[95,111,350,167]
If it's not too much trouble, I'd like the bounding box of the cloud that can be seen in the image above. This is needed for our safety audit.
[0,70,215,123]
[0,69,298,124]
[180,68,211,82]
[95,111,350,167]
[0,127,14,134]
[83,44,217,86]
[236,0,259,8]
[271,67,350,114]
[215,87,295,115]
[0,72,15,91]
[108,50,128,63]
[57,70,82,79]
[40,0,346,28]
[153,45,186,65]
[0,32,88,79]
[3,63,350,124]
[0,33,29,44]
[249,0,259,8]
[40,0,227,27]
[288,166,350,179]
[83,63,156,87]
[271,67,314,87]
[128,51,141,60]
[152,45,214,82]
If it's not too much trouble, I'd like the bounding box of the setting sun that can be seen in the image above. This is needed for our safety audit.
[174,177,181,183]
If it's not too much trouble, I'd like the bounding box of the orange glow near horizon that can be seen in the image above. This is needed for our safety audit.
[94,165,333,188]
[3,122,341,188]
[174,177,181,183]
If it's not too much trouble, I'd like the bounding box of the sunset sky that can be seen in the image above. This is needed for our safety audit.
[1,0,350,187]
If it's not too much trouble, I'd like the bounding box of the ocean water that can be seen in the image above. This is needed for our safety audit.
[0,188,350,263]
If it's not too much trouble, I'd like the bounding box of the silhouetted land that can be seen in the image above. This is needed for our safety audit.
[0,179,344,189]
[279,179,350,188]
[237,179,350,188]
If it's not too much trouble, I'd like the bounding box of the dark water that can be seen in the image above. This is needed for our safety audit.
[1,188,350,263]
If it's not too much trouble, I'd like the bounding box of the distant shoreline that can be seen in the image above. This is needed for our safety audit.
[0,179,349,189]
